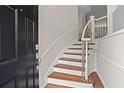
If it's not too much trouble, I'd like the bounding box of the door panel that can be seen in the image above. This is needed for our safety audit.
[0,60,17,87]
[27,18,34,54]
[0,6,15,62]
[0,6,17,87]
[0,76,18,88]
[0,5,38,88]
[17,10,27,58]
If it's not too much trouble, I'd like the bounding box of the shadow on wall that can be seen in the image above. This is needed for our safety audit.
[85,5,107,22]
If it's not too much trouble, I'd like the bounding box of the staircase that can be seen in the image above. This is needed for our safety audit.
[45,41,93,88]
[45,15,107,88]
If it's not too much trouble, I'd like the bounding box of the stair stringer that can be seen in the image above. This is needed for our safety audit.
[41,39,78,88]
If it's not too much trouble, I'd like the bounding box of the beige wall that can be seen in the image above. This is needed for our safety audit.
[38,5,79,87]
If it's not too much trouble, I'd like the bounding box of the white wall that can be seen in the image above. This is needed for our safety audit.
[38,5,79,87]
[78,14,85,40]
[96,30,124,87]
[78,6,91,40]
[107,5,118,34]
[113,6,124,32]
[86,5,107,22]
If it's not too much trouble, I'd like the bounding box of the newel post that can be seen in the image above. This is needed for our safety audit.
[90,15,95,41]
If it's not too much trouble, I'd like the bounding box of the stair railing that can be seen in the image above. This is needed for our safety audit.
[81,18,92,81]
[94,15,107,39]
[81,15,108,82]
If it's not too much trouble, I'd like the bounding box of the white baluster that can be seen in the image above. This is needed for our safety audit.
[84,41,88,81]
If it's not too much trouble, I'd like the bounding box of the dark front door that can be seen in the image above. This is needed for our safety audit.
[0,5,38,88]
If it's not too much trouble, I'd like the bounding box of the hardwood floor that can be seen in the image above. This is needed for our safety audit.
[48,72,83,83]
[59,57,81,62]
[45,83,73,88]
[90,72,104,88]
[64,53,82,55]
[68,48,82,50]
[45,72,104,88]
[55,64,82,71]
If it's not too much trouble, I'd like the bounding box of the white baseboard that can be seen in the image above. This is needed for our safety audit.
[96,71,108,88]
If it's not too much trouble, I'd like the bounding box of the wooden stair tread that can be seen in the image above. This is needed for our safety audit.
[84,48,93,50]
[48,72,83,83]
[55,64,82,71]
[45,83,72,88]
[64,52,82,55]
[64,52,90,56]
[68,48,82,50]
[68,47,93,50]
[73,44,82,45]
[89,72,104,88]
[59,57,81,62]
[73,43,95,45]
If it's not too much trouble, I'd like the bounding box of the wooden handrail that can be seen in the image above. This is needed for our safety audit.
[94,15,107,21]
[81,20,91,41]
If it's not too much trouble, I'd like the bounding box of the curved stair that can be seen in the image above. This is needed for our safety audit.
[45,41,93,88]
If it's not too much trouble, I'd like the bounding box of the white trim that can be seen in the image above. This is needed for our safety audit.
[96,53,124,73]
[40,26,79,59]
[70,45,82,48]
[66,49,82,54]
[98,28,124,40]
[63,54,82,59]
[48,78,93,88]
[75,41,82,44]
[58,60,82,67]
[82,38,91,41]
[96,71,108,88]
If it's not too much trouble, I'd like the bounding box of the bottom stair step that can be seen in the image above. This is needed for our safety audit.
[48,78,93,88]
[48,72,83,82]
[45,83,72,88]
[48,72,93,88]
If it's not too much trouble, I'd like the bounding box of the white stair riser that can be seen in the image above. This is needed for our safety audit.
[54,67,82,76]
[63,54,82,59]
[70,45,82,48]
[58,60,82,67]
[75,41,82,44]
[66,50,82,54]
[48,78,93,88]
